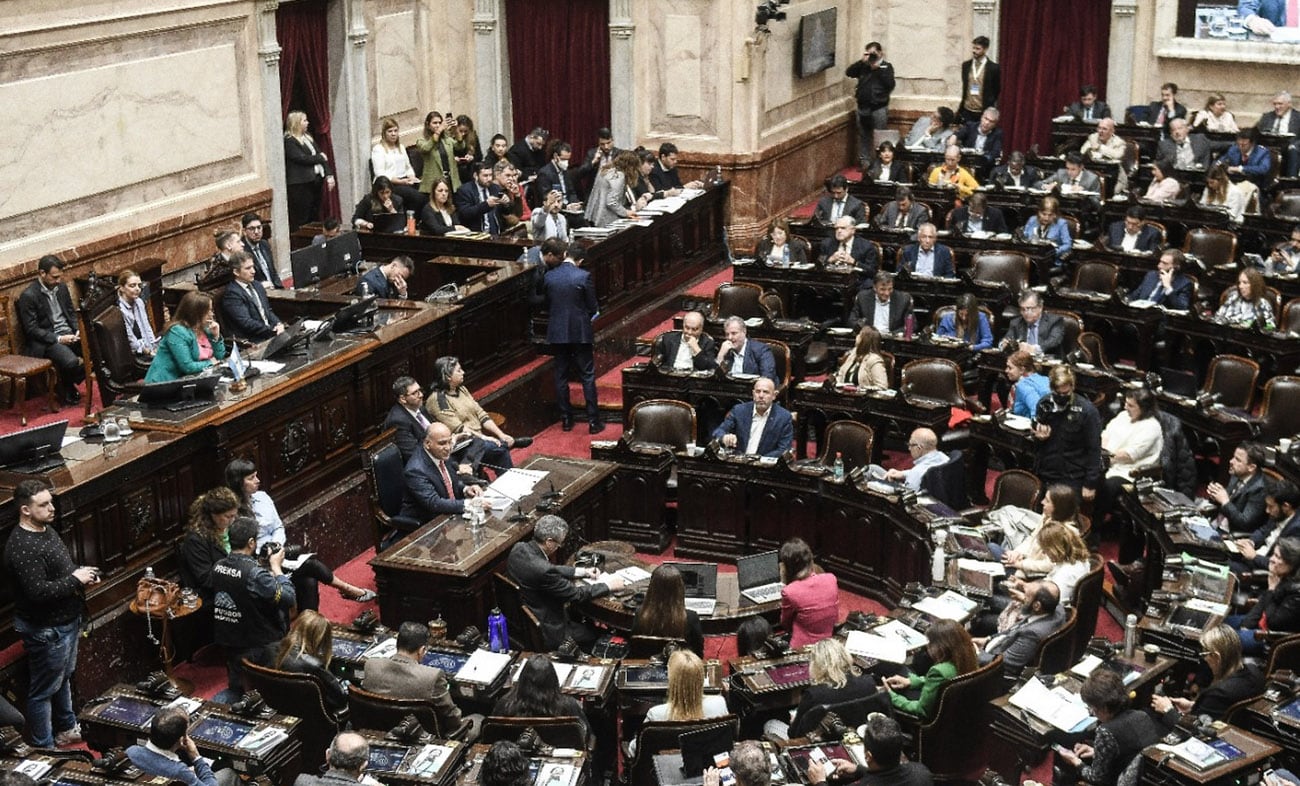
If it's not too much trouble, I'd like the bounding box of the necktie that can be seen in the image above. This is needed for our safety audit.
[1028,323,1038,345]
[253,245,271,281]
[1157,108,1167,126]
[438,459,454,497]
[1276,115,1286,135]
[832,201,843,220]
[840,243,850,261]
[1085,107,1092,121]
[414,408,430,430]
[246,283,268,325]
[481,188,497,233]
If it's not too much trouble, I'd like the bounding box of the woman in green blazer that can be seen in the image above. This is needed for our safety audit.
[884,618,978,718]
[417,111,462,194]
[144,291,226,383]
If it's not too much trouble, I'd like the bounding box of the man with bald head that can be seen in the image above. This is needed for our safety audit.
[293,732,369,785]
[885,428,945,490]
[973,580,1065,681]
[715,316,777,382]
[655,310,718,372]
[1158,117,1211,170]
[1081,117,1126,164]
[399,422,489,522]
[820,215,879,275]
[712,377,793,458]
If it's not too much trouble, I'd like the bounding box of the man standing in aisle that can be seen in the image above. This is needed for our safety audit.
[845,41,896,170]
[544,243,602,433]
[3,479,101,748]
[958,36,1000,125]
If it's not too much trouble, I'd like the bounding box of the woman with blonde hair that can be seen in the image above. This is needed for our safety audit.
[1151,624,1262,723]
[274,610,348,713]
[646,650,728,722]
[1201,163,1247,223]
[370,117,424,210]
[283,110,334,230]
[884,618,977,718]
[768,638,878,739]
[1000,484,1082,573]
[1019,522,1092,601]
[835,326,889,388]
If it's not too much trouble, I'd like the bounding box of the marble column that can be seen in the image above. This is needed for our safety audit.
[1107,0,1139,111]
[328,0,371,208]
[256,1,290,266]
[474,0,510,137]
[971,0,1001,55]
[608,0,635,148]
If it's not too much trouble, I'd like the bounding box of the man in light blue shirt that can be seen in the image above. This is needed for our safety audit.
[886,428,948,490]
[127,706,238,786]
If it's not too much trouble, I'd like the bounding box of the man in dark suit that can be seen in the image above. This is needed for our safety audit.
[507,515,624,650]
[1147,82,1188,138]
[1207,442,1270,534]
[574,128,621,201]
[544,244,602,433]
[293,732,369,786]
[1065,84,1110,123]
[714,317,777,381]
[1002,290,1065,356]
[654,310,718,372]
[898,223,956,277]
[955,108,1004,166]
[812,174,867,226]
[241,212,283,289]
[649,142,703,192]
[1127,248,1194,310]
[1035,152,1102,194]
[948,192,1009,235]
[221,252,284,341]
[453,163,505,233]
[850,271,914,332]
[535,142,586,227]
[362,621,475,738]
[399,422,486,521]
[1256,92,1300,177]
[820,216,879,276]
[711,377,794,458]
[1231,480,1300,574]
[383,376,432,462]
[355,256,411,299]
[974,581,1066,680]
[958,36,1000,125]
[1214,127,1274,189]
[990,151,1043,189]
[1105,206,1161,254]
[1158,118,1212,170]
[16,255,85,404]
[505,127,548,181]
[875,186,929,230]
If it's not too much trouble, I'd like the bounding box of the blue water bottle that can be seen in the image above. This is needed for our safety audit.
[488,608,509,653]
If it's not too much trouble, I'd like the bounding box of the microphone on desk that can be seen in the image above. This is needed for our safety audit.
[541,479,564,503]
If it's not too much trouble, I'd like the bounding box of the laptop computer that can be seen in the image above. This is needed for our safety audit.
[665,561,718,616]
[370,211,407,234]
[737,550,783,604]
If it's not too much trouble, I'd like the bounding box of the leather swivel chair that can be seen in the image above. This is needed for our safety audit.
[242,659,340,773]
[491,572,548,652]
[362,434,423,550]
[1183,227,1238,267]
[1202,354,1260,411]
[1255,376,1300,442]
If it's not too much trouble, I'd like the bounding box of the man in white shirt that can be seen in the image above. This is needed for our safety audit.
[655,311,718,372]
[1081,118,1126,163]
[711,377,794,458]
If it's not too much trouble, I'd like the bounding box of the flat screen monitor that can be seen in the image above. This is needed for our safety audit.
[289,242,329,288]
[678,722,736,776]
[137,374,221,407]
[325,231,363,278]
[333,294,378,334]
[796,8,837,78]
[0,419,68,470]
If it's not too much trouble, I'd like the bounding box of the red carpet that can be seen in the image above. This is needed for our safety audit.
[685,266,738,300]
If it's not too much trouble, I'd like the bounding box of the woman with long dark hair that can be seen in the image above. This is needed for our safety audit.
[144,291,225,383]
[780,537,838,649]
[352,176,405,231]
[1216,268,1276,329]
[884,618,977,719]
[936,293,994,350]
[631,565,705,656]
[178,487,240,604]
[1231,537,1300,655]
[426,356,530,479]
[224,459,374,610]
[492,654,589,739]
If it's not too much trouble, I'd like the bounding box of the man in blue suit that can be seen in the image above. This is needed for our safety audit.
[400,422,487,521]
[712,377,793,458]
[1127,248,1194,310]
[955,108,1004,166]
[898,223,956,277]
[544,244,602,433]
[1215,127,1273,190]
[714,316,777,382]
[221,252,283,340]
[1104,207,1161,254]
[241,212,283,289]
[453,162,506,233]
[355,256,411,298]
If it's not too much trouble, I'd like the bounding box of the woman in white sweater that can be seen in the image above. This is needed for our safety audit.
[1098,388,1165,562]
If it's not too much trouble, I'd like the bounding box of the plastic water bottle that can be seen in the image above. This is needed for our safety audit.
[488,608,509,653]
[1123,613,1138,658]
[832,453,845,482]
[405,210,416,234]
[903,314,915,341]
[931,531,947,583]
[145,566,155,580]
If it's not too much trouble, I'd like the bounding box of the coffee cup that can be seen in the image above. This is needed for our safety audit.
[1280,438,1293,454]
[1142,643,1159,663]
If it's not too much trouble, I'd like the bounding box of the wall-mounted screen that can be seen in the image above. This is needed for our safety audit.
[797,8,837,78]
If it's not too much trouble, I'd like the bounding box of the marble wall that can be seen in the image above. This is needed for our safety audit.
[0,1,271,282]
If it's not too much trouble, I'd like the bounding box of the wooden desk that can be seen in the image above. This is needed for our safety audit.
[369,456,616,634]
[588,440,675,553]
[1138,568,1236,665]
[788,381,950,461]
[458,744,589,786]
[1137,725,1279,786]
[1226,694,1300,770]
[354,729,468,786]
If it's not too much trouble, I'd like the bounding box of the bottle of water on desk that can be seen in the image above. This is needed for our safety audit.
[1123,613,1138,658]
[488,608,509,653]
[832,452,845,481]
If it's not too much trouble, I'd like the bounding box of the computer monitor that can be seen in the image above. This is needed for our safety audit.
[0,419,68,470]
[678,721,735,776]
[289,242,329,289]
[136,374,221,407]
[325,231,363,277]
[332,294,378,334]
[370,211,407,234]
[252,320,308,361]
[664,562,718,599]
[736,550,780,591]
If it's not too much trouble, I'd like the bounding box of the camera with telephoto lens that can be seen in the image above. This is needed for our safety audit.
[258,542,302,563]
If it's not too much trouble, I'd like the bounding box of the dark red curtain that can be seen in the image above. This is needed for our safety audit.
[276,0,341,220]
[997,0,1111,153]
[503,0,610,156]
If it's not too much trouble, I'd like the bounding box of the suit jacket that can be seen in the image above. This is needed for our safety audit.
[1002,312,1066,356]
[245,239,283,288]
[711,401,794,457]
[294,770,363,786]
[356,265,395,298]
[875,200,929,230]
[399,448,467,521]
[284,136,331,186]
[418,134,462,193]
[419,204,458,236]
[819,236,879,277]
[1066,100,1111,122]
[536,161,579,204]
[864,160,912,183]
[956,122,1004,163]
[1128,270,1193,310]
[655,330,718,371]
[585,170,632,227]
[948,204,1009,235]
[1036,167,1101,193]
[960,57,1001,109]
[507,539,611,650]
[544,263,598,344]
[506,140,547,180]
[220,280,282,341]
[530,209,569,242]
[1105,222,1161,253]
[362,653,463,732]
[985,605,1066,676]
[990,165,1044,189]
[1158,134,1213,169]
[719,339,777,381]
[1214,143,1273,189]
[452,181,503,233]
[1243,514,1300,569]
[899,243,956,277]
[384,404,428,462]
[16,280,77,355]
[850,290,914,332]
[1022,216,1074,259]
[1256,109,1300,136]
[1147,101,1188,135]
[144,324,226,383]
[812,194,867,226]
[1220,472,1269,532]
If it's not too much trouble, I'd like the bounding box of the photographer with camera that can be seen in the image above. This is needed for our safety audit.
[845,41,896,170]
[1032,366,1102,501]
[211,516,296,698]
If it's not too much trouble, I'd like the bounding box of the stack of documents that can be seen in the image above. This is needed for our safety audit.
[1008,678,1094,732]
